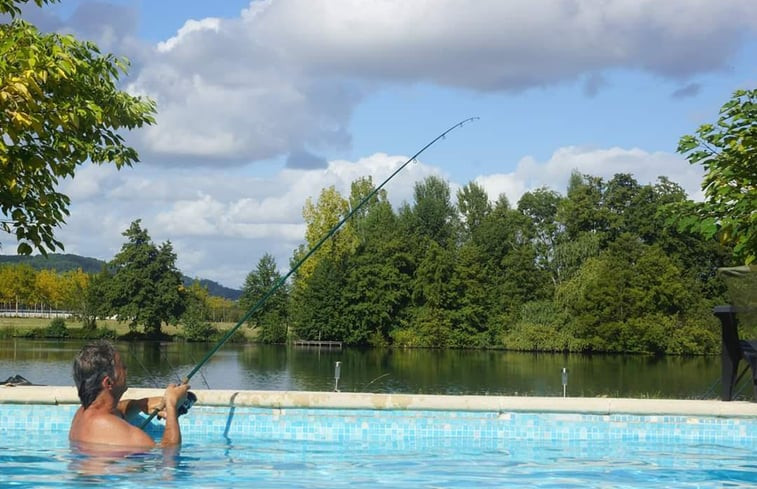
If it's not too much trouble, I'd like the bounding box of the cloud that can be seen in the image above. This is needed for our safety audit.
[21,1,756,166]
[671,83,702,99]
[45,146,704,288]
[286,149,328,169]
[476,146,705,205]
[49,153,441,287]
[583,74,609,98]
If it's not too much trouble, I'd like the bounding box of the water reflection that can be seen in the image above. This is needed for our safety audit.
[0,339,724,398]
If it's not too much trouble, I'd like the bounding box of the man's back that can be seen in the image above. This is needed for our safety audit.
[69,404,155,448]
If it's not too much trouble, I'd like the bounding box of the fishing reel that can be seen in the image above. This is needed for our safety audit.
[178,391,197,416]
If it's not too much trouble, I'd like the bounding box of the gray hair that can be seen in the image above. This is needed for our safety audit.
[72,340,117,408]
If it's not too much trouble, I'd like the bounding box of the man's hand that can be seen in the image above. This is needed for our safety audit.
[147,396,167,420]
[163,383,190,415]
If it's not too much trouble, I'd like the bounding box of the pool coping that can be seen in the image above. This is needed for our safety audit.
[2,385,757,417]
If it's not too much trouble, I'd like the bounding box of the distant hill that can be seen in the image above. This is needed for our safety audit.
[183,277,242,301]
[0,253,242,301]
[0,253,106,274]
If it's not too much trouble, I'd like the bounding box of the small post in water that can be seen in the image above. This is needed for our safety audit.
[561,367,568,398]
[334,361,341,392]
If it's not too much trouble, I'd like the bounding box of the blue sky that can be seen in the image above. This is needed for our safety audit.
[8,0,757,288]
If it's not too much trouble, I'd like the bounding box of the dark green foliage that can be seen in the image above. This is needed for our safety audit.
[673,89,757,264]
[45,317,68,338]
[409,176,458,247]
[181,290,217,342]
[100,220,186,337]
[289,169,730,354]
[240,253,288,343]
[292,256,348,342]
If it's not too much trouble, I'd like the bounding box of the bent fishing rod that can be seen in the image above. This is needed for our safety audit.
[141,117,479,428]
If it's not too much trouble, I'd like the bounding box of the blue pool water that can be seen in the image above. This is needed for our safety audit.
[2,404,757,488]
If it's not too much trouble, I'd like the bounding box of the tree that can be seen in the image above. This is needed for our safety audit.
[676,89,757,264]
[0,0,156,255]
[240,253,289,343]
[181,282,216,342]
[342,197,412,346]
[410,176,458,247]
[517,187,563,280]
[102,220,185,336]
[457,181,491,238]
[558,172,608,240]
[295,186,356,282]
[63,267,100,329]
[34,268,62,310]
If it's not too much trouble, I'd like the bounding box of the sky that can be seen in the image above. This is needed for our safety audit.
[6,0,757,289]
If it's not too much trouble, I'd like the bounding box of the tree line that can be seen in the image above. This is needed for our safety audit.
[253,171,728,354]
[0,169,730,353]
[2,1,752,353]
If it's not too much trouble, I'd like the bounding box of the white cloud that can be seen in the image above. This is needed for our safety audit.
[43,146,704,288]
[47,153,441,287]
[157,18,221,53]
[121,0,756,164]
[476,146,705,205]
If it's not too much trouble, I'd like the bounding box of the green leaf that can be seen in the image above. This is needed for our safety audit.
[16,242,33,255]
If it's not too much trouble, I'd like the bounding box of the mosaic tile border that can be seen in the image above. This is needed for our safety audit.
[1,404,756,445]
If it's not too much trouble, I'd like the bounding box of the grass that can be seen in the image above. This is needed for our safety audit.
[0,317,254,341]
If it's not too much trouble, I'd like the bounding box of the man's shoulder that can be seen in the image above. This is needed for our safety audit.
[71,408,153,447]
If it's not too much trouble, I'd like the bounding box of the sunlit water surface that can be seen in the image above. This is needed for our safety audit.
[3,431,757,488]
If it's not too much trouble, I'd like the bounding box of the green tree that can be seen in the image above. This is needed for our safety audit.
[341,199,411,346]
[457,181,491,239]
[102,220,185,337]
[558,172,608,240]
[517,187,563,282]
[181,282,216,342]
[64,267,102,329]
[240,253,289,343]
[292,255,348,341]
[675,88,757,264]
[410,176,458,247]
[295,186,356,282]
[0,0,156,255]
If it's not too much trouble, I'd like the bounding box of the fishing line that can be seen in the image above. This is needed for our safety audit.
[188,354,212,389]
[140,117,479,428]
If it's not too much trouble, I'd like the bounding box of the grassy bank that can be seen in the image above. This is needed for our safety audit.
[0,317,251,342]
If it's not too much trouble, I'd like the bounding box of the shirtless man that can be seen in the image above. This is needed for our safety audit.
[69,340,190,449]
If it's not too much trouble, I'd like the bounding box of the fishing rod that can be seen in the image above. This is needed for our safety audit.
[140,117,479,428]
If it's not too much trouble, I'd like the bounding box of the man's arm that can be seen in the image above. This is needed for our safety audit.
[159,383,190,447]
[117,397,165,422]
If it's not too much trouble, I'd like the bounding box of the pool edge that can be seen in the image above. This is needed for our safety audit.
[2,385,757,417]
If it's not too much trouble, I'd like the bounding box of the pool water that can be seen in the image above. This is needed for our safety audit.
[3,429,757,488]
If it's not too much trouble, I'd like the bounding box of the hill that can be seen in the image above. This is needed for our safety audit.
[0,253,242,300]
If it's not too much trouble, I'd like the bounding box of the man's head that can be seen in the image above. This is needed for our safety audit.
[73,340,127,408]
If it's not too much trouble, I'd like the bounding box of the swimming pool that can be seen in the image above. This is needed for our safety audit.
[2,387,757,488]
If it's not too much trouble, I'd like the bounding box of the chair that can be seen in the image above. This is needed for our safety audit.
[714,305,757,401]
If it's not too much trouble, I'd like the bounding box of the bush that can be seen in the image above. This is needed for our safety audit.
[45,318,69,338]
[211,327,247,343]
[181,299,218,342]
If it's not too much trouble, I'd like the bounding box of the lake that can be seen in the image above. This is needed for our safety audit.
[0,339,734,399]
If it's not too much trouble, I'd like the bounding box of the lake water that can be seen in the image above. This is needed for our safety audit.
[0,339,733,399]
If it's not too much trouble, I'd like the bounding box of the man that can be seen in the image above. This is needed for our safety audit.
[69,340,190,448]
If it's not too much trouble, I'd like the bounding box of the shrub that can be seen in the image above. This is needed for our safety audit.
[45,318,69,338]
